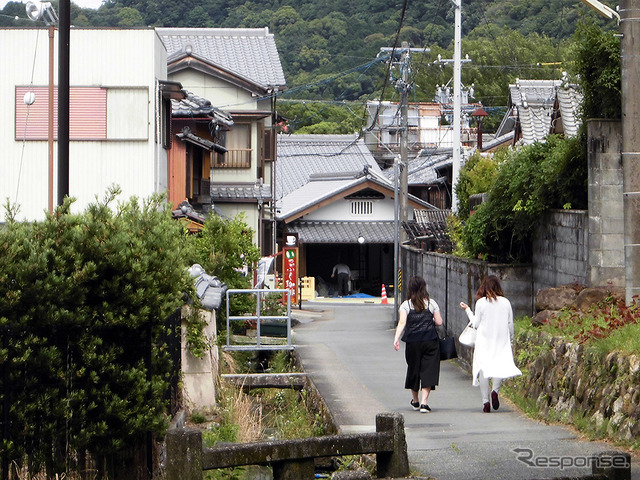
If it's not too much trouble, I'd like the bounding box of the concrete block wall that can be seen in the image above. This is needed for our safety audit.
[587,119,625,287]
[403,248,533,327]
[403,247,533,366]
[400,120,626,359]
[533,210,588,291]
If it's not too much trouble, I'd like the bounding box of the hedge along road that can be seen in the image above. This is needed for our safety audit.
[292,302,640,480]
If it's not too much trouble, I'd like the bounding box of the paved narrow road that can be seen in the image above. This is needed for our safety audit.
[292,302,640,480]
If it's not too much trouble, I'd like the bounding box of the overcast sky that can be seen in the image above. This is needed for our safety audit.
[2,0,104,11]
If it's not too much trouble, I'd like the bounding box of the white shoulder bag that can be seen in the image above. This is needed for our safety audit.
[459,322,477,347]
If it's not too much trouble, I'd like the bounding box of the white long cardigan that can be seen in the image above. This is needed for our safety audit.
[464,296,522,386]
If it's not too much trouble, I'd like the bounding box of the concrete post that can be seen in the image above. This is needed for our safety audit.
[592,451,631,480]
[620,0,640,303]
[587,120,625,287]
[165,428,203,480]
[375,413,409,478]
[272,458,315,480]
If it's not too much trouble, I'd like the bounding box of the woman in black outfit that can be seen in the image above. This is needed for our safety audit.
[393,276,443,412]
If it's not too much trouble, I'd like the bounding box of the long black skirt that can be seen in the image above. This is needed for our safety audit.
[404,339,440,391]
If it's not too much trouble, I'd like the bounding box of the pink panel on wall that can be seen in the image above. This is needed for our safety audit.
[15,86,107,140]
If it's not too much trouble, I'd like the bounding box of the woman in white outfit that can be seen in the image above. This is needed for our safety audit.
[459,275,521,412]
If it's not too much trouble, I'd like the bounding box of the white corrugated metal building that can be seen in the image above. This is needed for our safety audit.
[1,27,172,221]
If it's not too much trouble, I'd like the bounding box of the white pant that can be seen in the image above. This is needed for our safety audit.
[478,370,502,404]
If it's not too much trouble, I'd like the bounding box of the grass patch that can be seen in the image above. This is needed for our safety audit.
[500,382,543,420]
[590,322,640,355]
[534,296,640,353]
[257,388,327,439]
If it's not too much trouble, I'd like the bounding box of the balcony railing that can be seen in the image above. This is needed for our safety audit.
[216,149,251,168]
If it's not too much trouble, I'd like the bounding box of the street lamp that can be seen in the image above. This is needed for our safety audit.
[579,0,620,21]
[471,107,489,151]
[26,1,57,213]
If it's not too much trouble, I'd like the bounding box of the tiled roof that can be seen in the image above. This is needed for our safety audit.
[172,201,206,224]
[177,127,227,153]
[276,134,382,199]
[287,220,396,243]
[278,174,364,220]
[510,80,559,106]
[518,105,554,144]
[555,86,582,137]
[157,27,286,90]
[277,167,433,221]
[404,209,453,252]
[507,79,583,146]
[482,131,514,151]
[172,91,234,126]
[211,183,272,201]
[381,152,451,185]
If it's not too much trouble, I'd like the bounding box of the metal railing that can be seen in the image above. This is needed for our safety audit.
[216,148,252,168]
[224,288,293,351]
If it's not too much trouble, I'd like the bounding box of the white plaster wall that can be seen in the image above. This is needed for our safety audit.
[216,203,260,245]
[303,197,397,221]
[169,70,256,112]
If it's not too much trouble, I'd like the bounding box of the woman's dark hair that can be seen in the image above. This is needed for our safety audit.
[475,275,504,302]
[407,276,430,312]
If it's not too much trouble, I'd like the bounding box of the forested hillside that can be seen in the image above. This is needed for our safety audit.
[1,0,618,129]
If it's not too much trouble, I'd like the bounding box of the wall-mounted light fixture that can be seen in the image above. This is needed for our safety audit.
[26,1,58,25]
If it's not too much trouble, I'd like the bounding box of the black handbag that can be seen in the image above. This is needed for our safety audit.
[439,336,458,360]
[438,313,458,361]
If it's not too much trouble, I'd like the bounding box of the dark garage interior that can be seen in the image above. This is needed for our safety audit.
[300,242,395,297]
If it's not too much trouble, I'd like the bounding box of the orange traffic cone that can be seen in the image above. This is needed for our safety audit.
[381,284,388,304]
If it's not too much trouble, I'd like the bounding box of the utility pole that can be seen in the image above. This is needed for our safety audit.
[379,43,430,311]
[620,0,640,304]
[579,0,639,304]
[452,0,462,213]
[433,1,467,212]
[58,0,70,206]
[399,43,410,230]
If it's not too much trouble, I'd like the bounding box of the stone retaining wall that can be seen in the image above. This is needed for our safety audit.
[514,329,640,446]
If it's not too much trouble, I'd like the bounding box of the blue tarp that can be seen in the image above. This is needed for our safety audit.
[344,293,376,298]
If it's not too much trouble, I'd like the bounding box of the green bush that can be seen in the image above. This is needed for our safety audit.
[454,134,586,262]
[185,213,261,336]
[570,21,621,121]
[0,189,191,475]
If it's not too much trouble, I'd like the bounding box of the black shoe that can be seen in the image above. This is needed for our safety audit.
[420,404,431,413]
[483,402,490,413]
[491,390,500,410]
[410,400,420,410]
